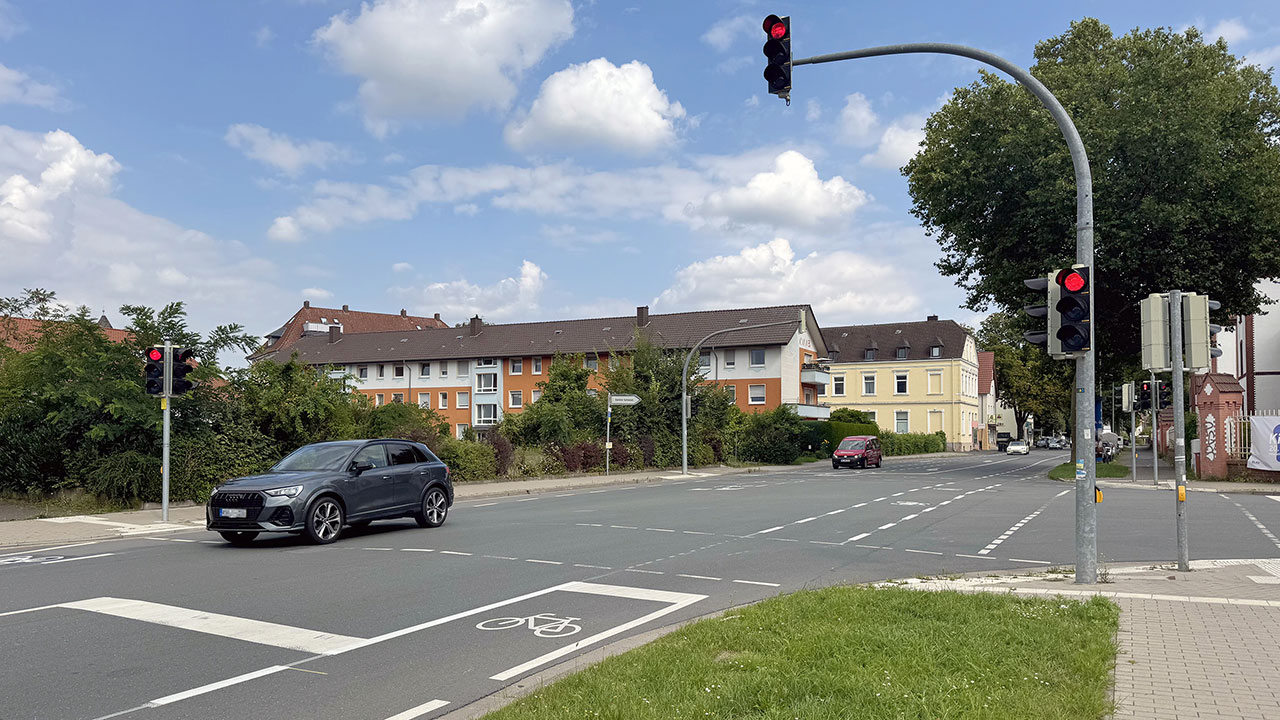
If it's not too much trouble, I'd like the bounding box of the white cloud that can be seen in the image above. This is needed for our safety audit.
[837,93,880,147]
[0,63,64,109]
[302,287,333,300]
[313,0,575,136]
[1206,18,1249,45]
[687,151,866,231]
[267,216,302,241]
[743,95,759,108]
[701,15,755,52]
[394,259,547,322]
[225,123,354,176]
[805,99,822,122]
[392,262,413,272]
[255,25,274,47]
[652,238,921,323]
[0,125,291,349]
[0,1,25,41]
[453,203,479,215]
[505,58,685,156]
[1246,45,1280,70]
[861,114,926,169]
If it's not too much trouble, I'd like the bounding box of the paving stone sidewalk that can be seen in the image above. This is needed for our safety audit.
[899,559,1280,719]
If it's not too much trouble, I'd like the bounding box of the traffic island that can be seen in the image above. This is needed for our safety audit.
[478,585,1118,720]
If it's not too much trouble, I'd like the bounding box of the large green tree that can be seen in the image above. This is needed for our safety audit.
[905,19,1280,375]
[977,311,1072,437]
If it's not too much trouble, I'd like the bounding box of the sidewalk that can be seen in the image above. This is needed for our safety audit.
[1063,446,1280,494]
[899,559,1280,719]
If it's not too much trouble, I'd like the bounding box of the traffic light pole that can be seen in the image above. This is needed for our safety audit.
[162,339,172,523]
[793,42,1097,583]
[1168,291,1190,571]
[1151,372,1159,488]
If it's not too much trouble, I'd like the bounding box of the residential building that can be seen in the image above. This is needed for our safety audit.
[249,301,449,362]
[819,316,981,451]
[976,351,997,449]
[1226,279,1280,413]
[1,314,130,352]
[283,305,831,439]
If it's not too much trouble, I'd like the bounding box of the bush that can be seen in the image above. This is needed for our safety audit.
[640,434,656,466]
[579,442,605,471]
[829,408,875,424]
[69,450,160,502]
[803,420,881,456]
[738,406,806,465]
[690,442,715,467]
[609,441,631,468]
[560,443,584,473]
[436,439,497,482]
[879,432,946,456]
[487,433,515,476]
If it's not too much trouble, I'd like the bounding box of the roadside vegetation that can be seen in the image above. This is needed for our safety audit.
[1048,462,1131,480]
[483,585,1119,720]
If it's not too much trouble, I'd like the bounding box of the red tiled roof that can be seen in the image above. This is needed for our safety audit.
[250,304,449,360]
[977,351,995,395]
[1,317,132,352]
[1191,372,1245,396]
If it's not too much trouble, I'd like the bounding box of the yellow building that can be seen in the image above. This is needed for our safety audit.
[820,316,981,451]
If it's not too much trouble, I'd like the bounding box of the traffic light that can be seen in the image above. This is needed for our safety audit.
[762,15,791,101]
[171,347,196,396]
[144,347,166,396]
[1121,381,1133,412]
[1140,294,1171,371]
[1052,266,1091,355]
[1137,381,1151,411]
[1159,382,1172,409]
[1021,273,1059,354]
[1182,293,1223,370]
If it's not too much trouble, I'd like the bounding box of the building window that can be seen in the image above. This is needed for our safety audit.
[456,391,469,408]
[724,349,735,368]
[804,388,814,404]
[896,347,908,360]
[457,360,470,377]
[510,358,523,374]
[394,364,405,378]
[531,389,542,402]
[510,390,523,408]
[928,409,943,432]
[586,388,598,397]
[419,363,430,377]
[358,366,368,379]
[440,364,448,378]
[727,384,736,403]
[699,351,711,368]
[864,349,875,360]
[865,410,877,424]
[750,349,765,367]
[749,384,766,404]
[863,373,876,395]
[477,404,498,425]
[833,375,846,396]
[533,357,542,374]
[930,346,941,358]
[477,373,497,393]
[375,393,385,406]
[456,423,468,439]
[391,393,404,403]
[895,372,908,394]
[417,392,430,409]
[377,364,385,378]
[439,392,447,409]
[584,356,599,371]
[477,358,497,367]
[895,410,909,434]
[816,383,825,397]
[928,371,942,395]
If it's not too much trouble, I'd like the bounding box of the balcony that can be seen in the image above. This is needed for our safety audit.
[787,402,831,420]
[800,363,831,386]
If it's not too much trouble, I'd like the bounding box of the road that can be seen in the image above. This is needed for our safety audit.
[3,451,1279,720]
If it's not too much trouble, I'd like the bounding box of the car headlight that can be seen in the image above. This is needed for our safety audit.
[264,485,303,498]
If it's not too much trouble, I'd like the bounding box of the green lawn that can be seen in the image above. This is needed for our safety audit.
[483,585,1119,720]
[1048,462,1131,480]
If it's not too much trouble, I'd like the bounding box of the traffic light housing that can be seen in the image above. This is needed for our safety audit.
[1121,381,1133,412]
[1021,273,1056,353]
[1182,293,1223,370]
[762,15,791,101]
[1140,294,1171,371]
[1159,382,1172,409]
[1137,381,1151,411]
[1053,266,1091,355]
[144,347,165,396]
[171,347,196,396]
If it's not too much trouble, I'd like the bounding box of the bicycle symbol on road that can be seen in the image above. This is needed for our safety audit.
[0,555,62,566]
[476,613,582,638]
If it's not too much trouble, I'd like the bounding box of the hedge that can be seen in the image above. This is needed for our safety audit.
[802,420,881,455]
[879,431,946,456]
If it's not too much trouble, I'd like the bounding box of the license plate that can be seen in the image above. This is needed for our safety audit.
[219,508,248,518]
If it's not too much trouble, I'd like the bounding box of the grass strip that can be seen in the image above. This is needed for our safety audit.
[483,585,1118,720]
[1048,462,1130,480]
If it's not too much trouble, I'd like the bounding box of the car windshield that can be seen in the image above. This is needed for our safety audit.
[272,443,359,471]
[838,439,866,451]
[1010,441,1026,447]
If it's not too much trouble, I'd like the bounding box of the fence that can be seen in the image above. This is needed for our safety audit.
[1225,410,1280,463]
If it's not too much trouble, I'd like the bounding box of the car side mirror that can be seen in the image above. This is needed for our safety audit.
[350,462,374,475]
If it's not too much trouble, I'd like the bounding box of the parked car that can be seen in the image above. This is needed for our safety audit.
[832,435,883,469]
[1006,439,1030,455]
[207,439,453,545]
[1048,438,1063,449]
[1035,437,1049,448]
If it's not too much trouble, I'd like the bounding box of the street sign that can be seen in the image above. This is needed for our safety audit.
[608,393,641,406]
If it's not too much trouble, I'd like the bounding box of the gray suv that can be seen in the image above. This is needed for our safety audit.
[207,439,453,545]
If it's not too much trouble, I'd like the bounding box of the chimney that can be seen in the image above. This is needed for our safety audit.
[926,314,938,322]
[469,315,482,336]
[303,300,310,308]
[342,304,349,311]
[636,305,649,326]
[434,313,441,321]
[328,326,341,344]
[400,308,407,317]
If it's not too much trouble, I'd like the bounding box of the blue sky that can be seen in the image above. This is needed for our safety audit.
[3,0,1279,352]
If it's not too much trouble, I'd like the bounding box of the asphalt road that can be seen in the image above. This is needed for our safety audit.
[3,451,1279,720]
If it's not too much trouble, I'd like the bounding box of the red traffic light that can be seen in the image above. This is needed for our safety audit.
[1056,269,1087,293]
[763,15,787,39]
[147,348,163,362]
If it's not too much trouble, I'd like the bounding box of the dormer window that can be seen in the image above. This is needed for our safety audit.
[896,347,908,360]
[864,349,875,360]
[930,345,941,358]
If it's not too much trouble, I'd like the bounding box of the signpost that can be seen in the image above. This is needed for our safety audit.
[606,394,641,475]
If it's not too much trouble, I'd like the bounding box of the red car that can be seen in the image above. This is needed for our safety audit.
[832,435,882,469]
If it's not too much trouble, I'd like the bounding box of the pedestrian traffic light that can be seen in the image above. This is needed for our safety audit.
[1053,266,1091,355]
[171,347,196,396]
[1137,381,1151,411]
[144,347,166,396]
[1159,382,1172,409]
[762,14,791,101]
[1182,293,1223,370]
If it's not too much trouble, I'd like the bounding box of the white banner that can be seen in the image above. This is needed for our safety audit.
[1246,416,1280,471]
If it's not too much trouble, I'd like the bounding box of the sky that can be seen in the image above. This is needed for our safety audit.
[3,0,1279,356]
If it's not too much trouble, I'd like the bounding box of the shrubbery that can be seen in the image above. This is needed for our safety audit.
[736,406,806,465]
[436,438,498,482]
[879,431,947,456]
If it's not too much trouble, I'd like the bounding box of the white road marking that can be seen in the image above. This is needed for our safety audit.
[956,553,998,560]
[40,552,115,565]
[555,494,576,497]
[646,528,676,533]
[526,559,562,565]
[150,665,290,706]
[483,555,518,561]
[732,579,781,587]
[573,563,612,570]
[977,494,1062,555]
[809,540,843,546]
[904,549,942,555]
[677,573,722,581]
[0,603,61,618]
[1008,558,1053,565]
[849,532,872,542]
[60,597,362,654]
[899,514,919,521]
[682,530,714,535]
[1232,502,1280,551]
[1269,496,1280,503]
[588,489,609,494]
[439,550,472,556]
[877,523,897,530]
[794,517,818,524]
[625,568,664,575]
[575,523,603,527]
[384,699,451,720]
[611,525,637,530]
[402,548,434,553]
[850,504,866,509]
[474,502,498,507]
[515,497,538,502]
[167,538,196,543]
[0,541,103,558]
[363,547,393,551]
[755,526,785,535]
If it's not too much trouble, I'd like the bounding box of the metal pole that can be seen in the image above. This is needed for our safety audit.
[1169,290,1189,571]
[605,406,611,476]
[1131,394,1137,481]
[1111,385,1116,433]
[162,339,171,523]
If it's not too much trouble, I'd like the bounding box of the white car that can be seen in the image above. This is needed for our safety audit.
[1006,440,1030,455]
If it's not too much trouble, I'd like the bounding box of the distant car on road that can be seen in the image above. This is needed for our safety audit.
[832,435,882,469]
[207,439,453,545]
[1035,437,1049,448]
[1048,438,1063,450]
[1006,439,1030,455]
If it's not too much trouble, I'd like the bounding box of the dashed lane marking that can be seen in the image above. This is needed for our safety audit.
[525,559,562,565]
[732,579,782,587]
[754,526,785,535]
[904,549,942,555]
[439,550,472,556]
[474,502,498,507]
[385,699,450,720]
[677,573,721,581]
[646,528,676,533]
[574,563,612,570]
[1009,558,1053,565]
[977,489,1068,555]
[624,568,664,575]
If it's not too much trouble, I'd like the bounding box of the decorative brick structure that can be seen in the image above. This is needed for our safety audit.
[1191,374,1244,479]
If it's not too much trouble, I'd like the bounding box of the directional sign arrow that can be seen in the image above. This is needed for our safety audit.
[608,393,641,406]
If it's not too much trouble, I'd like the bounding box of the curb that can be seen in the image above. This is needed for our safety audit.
[1052,475,1280,495]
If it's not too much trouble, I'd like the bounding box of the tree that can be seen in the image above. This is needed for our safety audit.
[977,311,1072,438]
[830,408,875,424]
[905,19,1280,376]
